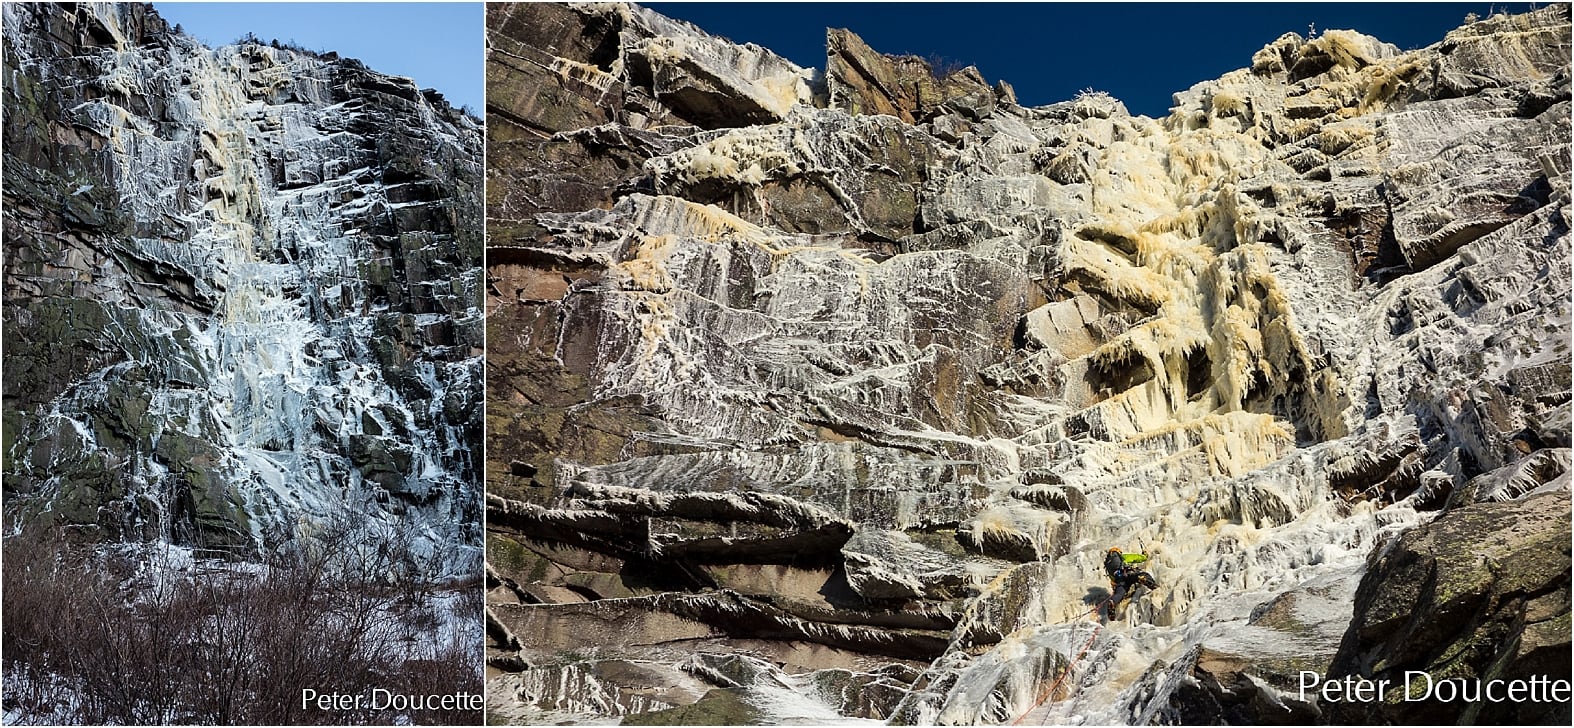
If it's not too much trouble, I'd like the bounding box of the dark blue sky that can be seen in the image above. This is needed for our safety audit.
[647,2,1540,118]
[154,2,483,112]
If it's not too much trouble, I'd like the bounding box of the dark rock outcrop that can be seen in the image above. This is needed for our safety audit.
[826,28,1005,123]
[1322,491,1571,725]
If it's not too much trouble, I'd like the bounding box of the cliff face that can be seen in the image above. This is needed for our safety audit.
[2,3,483,575]
[482,4,1571,725]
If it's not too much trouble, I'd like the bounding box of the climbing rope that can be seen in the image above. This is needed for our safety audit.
[1009,605,1104,726]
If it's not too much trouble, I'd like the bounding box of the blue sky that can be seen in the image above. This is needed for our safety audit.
[647,2,1539,118]
[154,2,482,112]
[148,2,1540,121]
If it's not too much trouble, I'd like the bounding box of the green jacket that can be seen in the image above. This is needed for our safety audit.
[1104,550,1149,582]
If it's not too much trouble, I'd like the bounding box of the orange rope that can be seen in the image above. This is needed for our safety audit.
[1009,606,1103,726]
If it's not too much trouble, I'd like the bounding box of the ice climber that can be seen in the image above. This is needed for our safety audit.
[1103,547,1158,607]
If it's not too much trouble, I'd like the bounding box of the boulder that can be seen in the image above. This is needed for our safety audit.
[1322,491,1572,725]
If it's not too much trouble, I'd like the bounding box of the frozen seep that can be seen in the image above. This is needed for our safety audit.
[3,3,483,579]
[483,3,1569,724]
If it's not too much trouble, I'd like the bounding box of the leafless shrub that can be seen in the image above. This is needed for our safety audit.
[923,52,968,80]
[2,520,482,725]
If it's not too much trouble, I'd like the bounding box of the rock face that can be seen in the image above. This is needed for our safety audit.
[484,3,1569,724]
[2,3,483,575]
[826,27,1010,124]
[1322,490,1571,725]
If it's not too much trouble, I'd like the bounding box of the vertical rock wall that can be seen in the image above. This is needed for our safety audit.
[484,3,1569,724]
[2,3,483,576]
